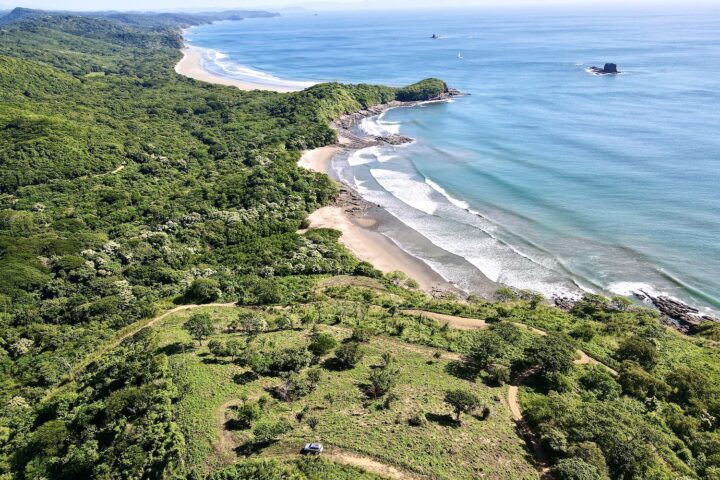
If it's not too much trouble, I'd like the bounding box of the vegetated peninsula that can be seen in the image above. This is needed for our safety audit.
[0,8,719,480]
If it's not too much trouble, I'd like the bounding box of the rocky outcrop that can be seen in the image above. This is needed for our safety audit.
[636,290,719,333]
[588,63,619,75]
[553,296,577,311]
[331,89,463,149]
[333,185,377,218]
[376,135,413,146]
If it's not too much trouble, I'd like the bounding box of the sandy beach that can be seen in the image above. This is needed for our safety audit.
[175,47,301,93]
[299,145,458,294]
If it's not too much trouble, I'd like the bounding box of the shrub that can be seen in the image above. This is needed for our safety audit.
[334,342,364,369]
[353,262,382,278]
[616,335,657,370]
[553,458,603,480]
[208,339,228,358]
[366,364,400,398]
[350,326,373,343]
[579,365,620,400]
[494,287,517,302]
[408,411,428,427]
[253,419,292,444]
[308,333,337,356]
[571,323,597,342]
[485,364,510,386]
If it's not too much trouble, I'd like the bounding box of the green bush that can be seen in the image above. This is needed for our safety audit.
[395,78,447,102]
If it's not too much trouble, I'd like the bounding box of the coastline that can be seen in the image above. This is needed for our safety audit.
[299,141,462,295]
[175,46,302,93]
[173,34,463,295]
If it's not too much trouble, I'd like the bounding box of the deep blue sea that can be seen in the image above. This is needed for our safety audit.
[186,8,720,314]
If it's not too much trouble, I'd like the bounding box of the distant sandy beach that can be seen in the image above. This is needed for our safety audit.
[175,47,300,93]
[299,145,458,294]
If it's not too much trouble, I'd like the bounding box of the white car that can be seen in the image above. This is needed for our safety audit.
[302,443,324,455]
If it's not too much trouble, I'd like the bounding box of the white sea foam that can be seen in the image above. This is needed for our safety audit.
[348,147,398,166]
[347,149,375,166]
[355,174,580,299]
[195,46,316,89]
[607,281,665,298]
[425,178,470,210]
[359,116,401,136]
[369,169,439,215]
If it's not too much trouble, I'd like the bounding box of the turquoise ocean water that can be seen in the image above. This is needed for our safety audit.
[186,8,720,313]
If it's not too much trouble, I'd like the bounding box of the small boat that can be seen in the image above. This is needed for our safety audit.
[431,34,439,39]
[457,52,463,59]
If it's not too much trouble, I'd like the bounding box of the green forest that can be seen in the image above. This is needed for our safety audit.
[0,8,719,480]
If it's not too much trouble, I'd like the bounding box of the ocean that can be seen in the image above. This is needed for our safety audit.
[185,7,720,314]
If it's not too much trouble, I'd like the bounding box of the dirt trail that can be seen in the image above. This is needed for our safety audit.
[214,400,242,463]
[325,450,422,480]
[92,164,126,178]
[508,368,552,477]
[116,302,237,344]
[402,310,489,330]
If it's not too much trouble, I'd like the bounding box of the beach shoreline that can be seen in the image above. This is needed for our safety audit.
[299,141,462,295]
[175,46,302,93]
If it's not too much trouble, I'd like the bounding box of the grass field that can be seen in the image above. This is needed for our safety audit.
[155,306,539,479]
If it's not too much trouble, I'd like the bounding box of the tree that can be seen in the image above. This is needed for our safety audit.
[232,403,261,429]
[495,287,516,301]
[233,312,267,338]
[186,278,221,303]
[616,335,657,370]
[308,332,337,356]
[226,338,246,361]
[444,389,483,425]
[334,342,364,369]
[183,312,215,346]
[208,339,228,358]
[526,335,575,374]
[463,332,504,376]
[567,442,610,479]
[666,366,713,405]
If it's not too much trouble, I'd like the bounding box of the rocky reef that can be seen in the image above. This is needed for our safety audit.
[588,63,619,75]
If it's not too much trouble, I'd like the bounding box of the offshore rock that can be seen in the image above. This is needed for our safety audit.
[588,63,619,75]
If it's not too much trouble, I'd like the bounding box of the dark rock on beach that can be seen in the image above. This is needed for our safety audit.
[588,63,619,75]
[637,289,719,333]
[376,135,413,145]
[553,296,577,311]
